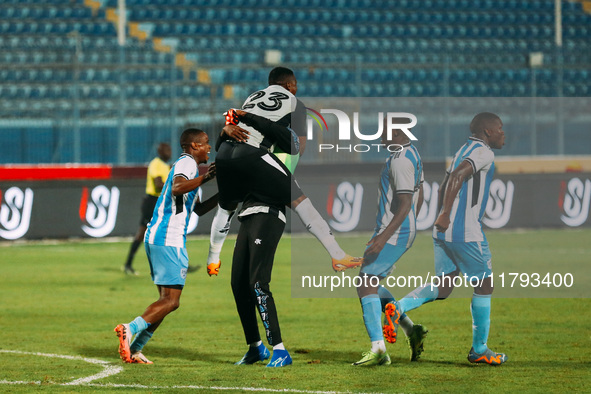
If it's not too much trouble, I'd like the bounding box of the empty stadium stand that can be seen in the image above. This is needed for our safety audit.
[0,0,589,164]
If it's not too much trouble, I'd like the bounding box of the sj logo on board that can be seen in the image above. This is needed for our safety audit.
[560,178,591,227]
[483,180,515,229]
[327,181,364,232]
[80,185,120,237]
[0,187,34,240]
[416,181,439,230]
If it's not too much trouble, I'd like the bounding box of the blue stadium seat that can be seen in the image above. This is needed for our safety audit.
[1,0,590,164]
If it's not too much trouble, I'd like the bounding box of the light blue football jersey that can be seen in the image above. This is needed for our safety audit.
[375,143,423,248]
[145,154,200,247]
[434,137,495,243]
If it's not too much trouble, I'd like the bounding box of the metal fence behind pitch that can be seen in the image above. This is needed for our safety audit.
[0,40,589,165]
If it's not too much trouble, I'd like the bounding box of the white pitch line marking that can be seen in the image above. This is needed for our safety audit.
[0,349,123,385]
[0,381,357,394]
[0,350,366,394]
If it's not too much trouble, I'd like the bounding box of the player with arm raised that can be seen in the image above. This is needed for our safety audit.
[385,112,508,365]
[206,67,362,277]
[114,128,217,364]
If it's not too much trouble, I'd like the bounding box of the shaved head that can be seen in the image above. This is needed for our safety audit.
[470,112,501,135]
[180,128,206,150]
[268,67,295,85]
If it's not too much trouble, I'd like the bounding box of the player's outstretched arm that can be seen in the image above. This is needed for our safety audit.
[236,110,300,154]
[171,163,216,196]
[193,193,219,216]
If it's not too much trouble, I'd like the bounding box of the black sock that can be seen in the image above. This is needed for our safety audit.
[125,239,142,267]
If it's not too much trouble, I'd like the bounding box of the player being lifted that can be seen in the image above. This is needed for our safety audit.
[353,120,428,366]
[206,67,362,276]
[385,112,508,365]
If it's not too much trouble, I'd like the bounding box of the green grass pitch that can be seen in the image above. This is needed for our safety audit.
[0,229,589,393]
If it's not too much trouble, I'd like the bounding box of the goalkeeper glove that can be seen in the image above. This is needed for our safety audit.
[224,109,239,126]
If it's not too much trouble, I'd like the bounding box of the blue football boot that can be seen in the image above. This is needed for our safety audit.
[266,349,293,367]
[235,343,271,365]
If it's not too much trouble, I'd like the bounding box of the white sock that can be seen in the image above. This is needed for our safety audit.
[273,343,285,350]
[208,206,234,265]
[293,198,345,260]
[370,340,386,354]
[400,315,414,337]
[250,340,263,348]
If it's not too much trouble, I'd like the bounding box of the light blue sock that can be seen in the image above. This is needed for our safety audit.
[377,285,394,310]
[377,285,408,320]
[128,316,149,336]
[361,295,383,342]
[471,294,491,354]
[399,283,439,313]
[130,330,153,353]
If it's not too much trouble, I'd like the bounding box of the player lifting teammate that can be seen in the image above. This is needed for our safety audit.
[206,67,362,277]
